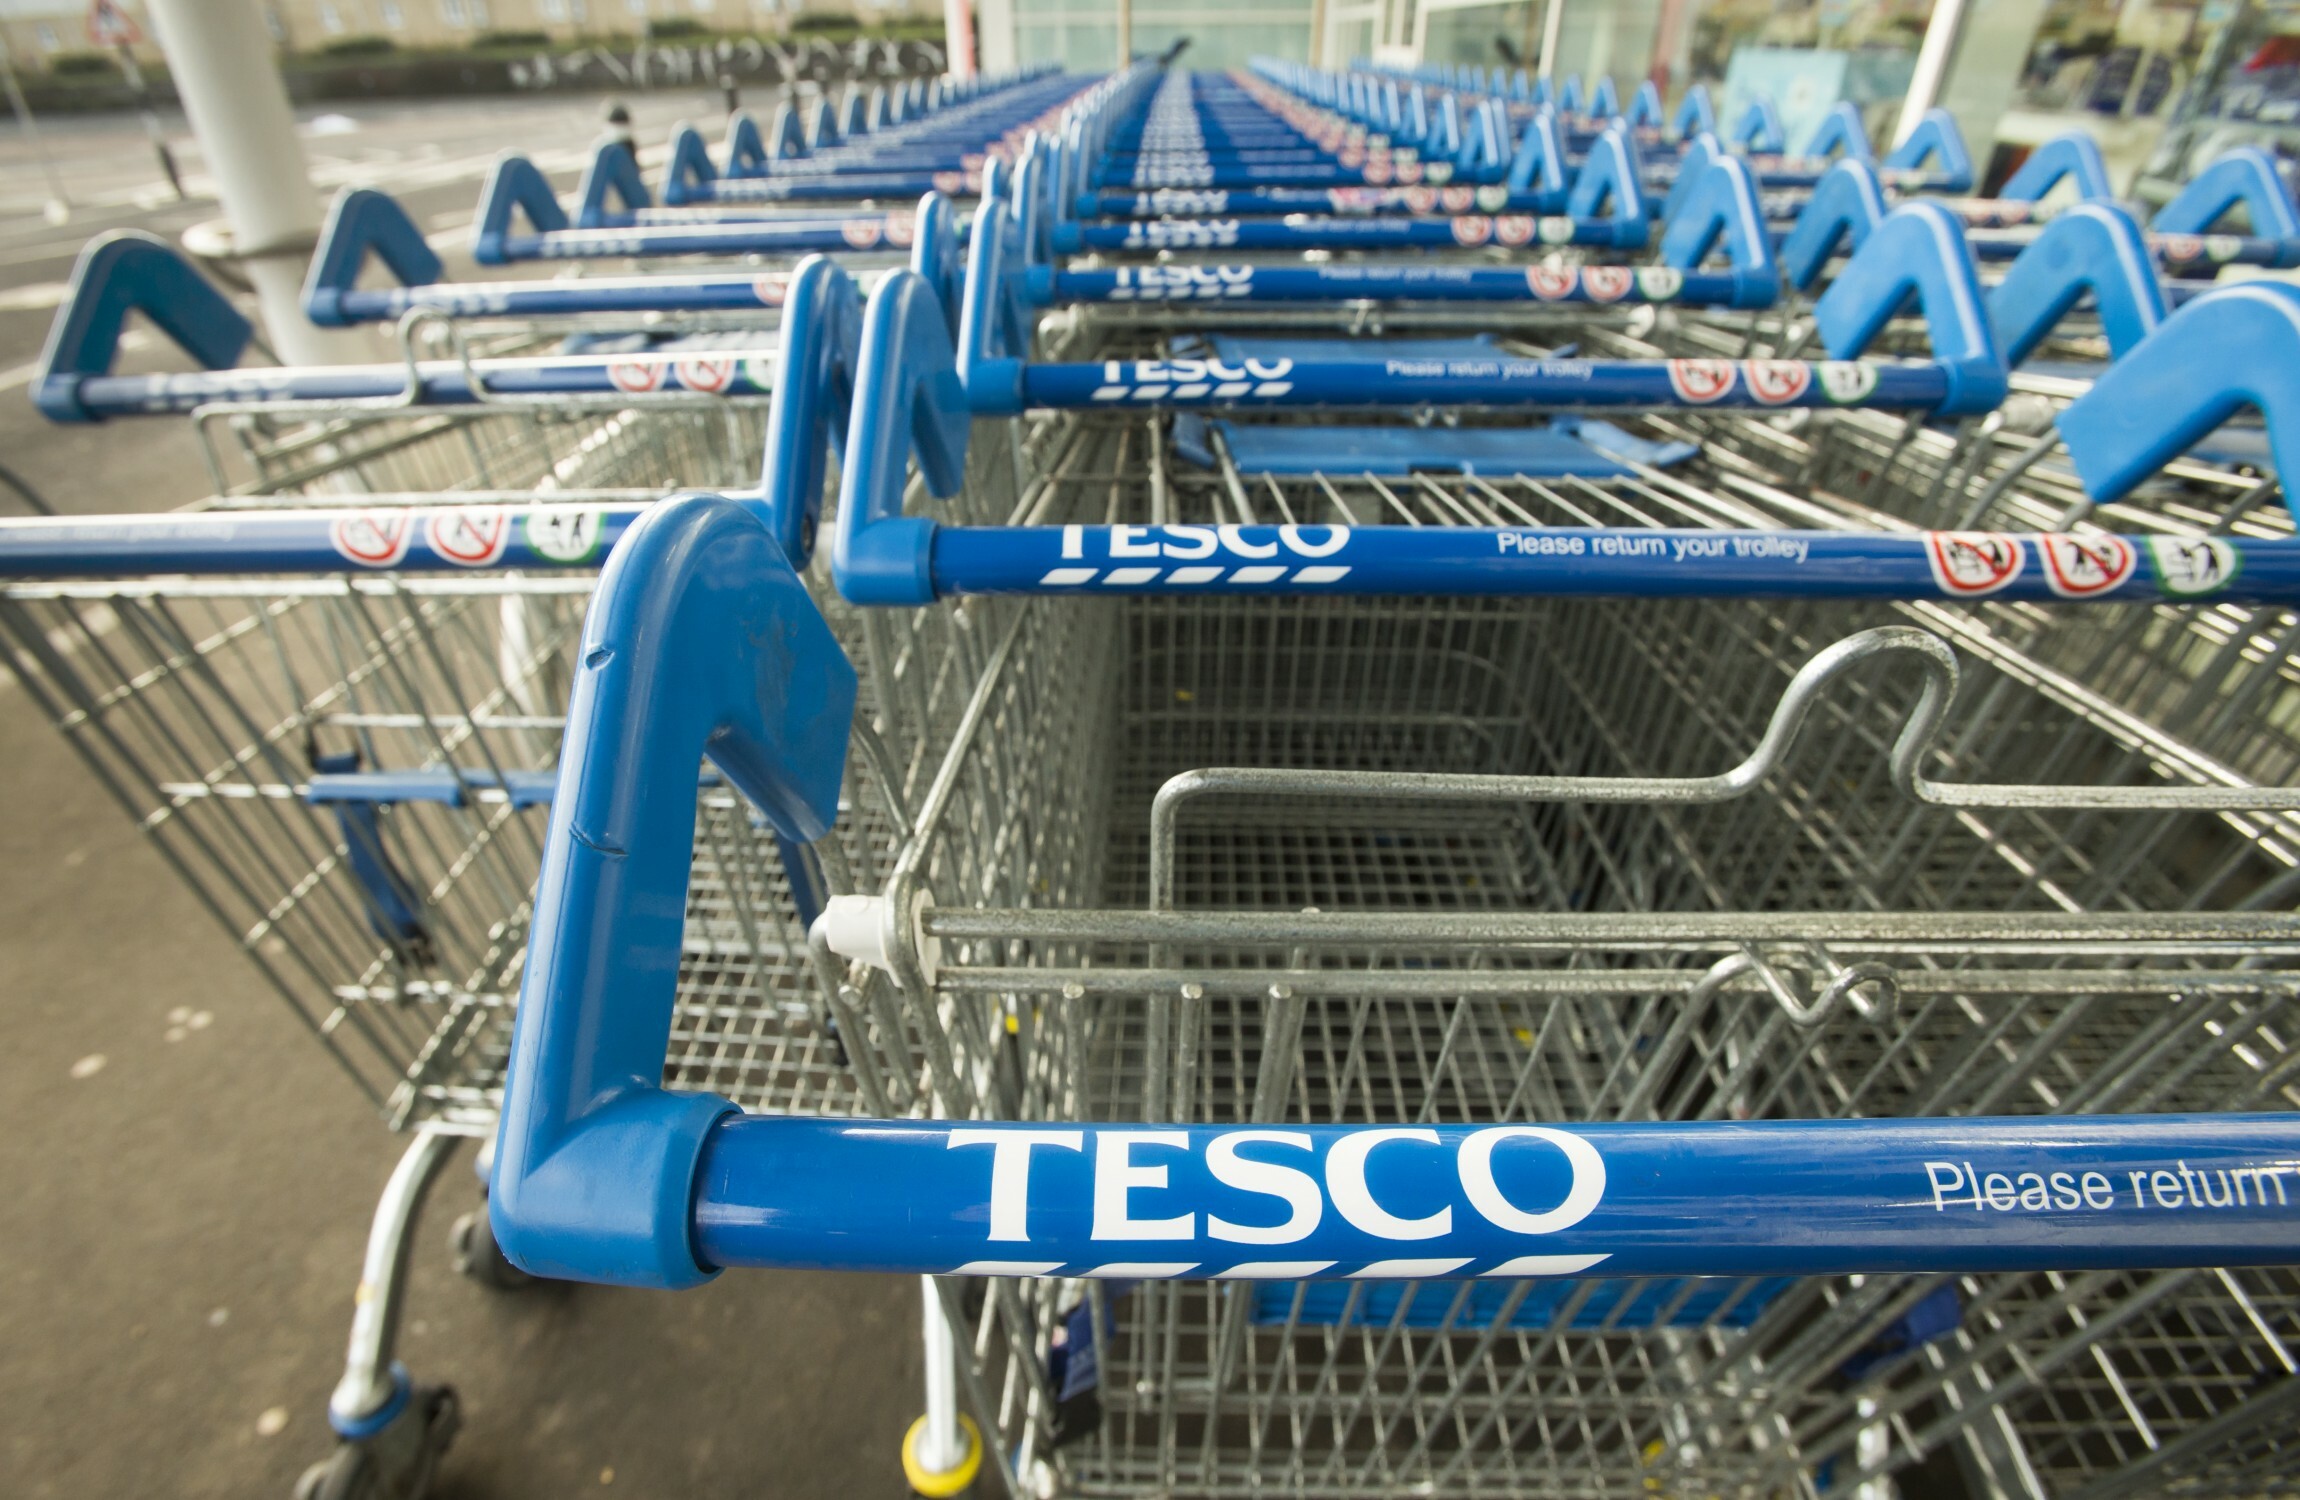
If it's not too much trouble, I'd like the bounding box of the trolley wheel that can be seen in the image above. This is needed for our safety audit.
[901,1412,983,1499]
[294,1386,460,1500]
[450,1209,532,1290]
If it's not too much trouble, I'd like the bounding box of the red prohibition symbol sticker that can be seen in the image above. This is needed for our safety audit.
[425,508,512,568]
[1741,360,1812,405]
[607,360,666,394]
[1580,266,1633,303]
[840,219,884,249]
[674,357,736,395]
[1525,266,1577,300]
[1450,214,1493,246]
[1925,531,2024,596]
[1665,359,1737,403]
[329,511,413,568]
[1493,215,1535,245]
[2039,534,2137,597]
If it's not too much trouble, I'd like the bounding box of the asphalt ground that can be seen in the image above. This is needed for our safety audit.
[0,91,921,1500]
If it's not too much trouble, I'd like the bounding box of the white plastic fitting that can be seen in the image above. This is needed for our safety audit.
[813,892,939,984]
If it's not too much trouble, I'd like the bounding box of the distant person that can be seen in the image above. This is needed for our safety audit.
[603,100,638,165]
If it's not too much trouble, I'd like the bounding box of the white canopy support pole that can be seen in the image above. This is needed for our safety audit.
[944,0,977,77]
[1537,0,1566,81]
[1894,0,1970,147]
[979,0,1018,75]
[144,0,367,366]
[1117,0,1133,65]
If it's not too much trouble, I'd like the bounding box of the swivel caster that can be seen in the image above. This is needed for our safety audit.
[451,1207,532,1290]
[294,1381,459,1500]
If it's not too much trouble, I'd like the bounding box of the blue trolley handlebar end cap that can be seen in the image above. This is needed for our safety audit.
[660,121,717,206]
[574,137,650,229]
[1881,109,1975,192]
[1628,80,1664,132]
[2061,281,2300,511]
[1800,102,1874,165]
[1999,132,2115,204]
[1987,202,2167,368]
[1658,156,1780,308]
[1812,201,2007,415]
[1778,158,1887,291]
[1729,96,1786,155]
[489,492,857,1290]
[472,153,567,264]
[2152,147,2300,264]
[759,256,864,569]
[840,268,971,605]
[724,109,769,177]
[303,187,445,327]
[35,231,253,424]
[1670,83,1716,142]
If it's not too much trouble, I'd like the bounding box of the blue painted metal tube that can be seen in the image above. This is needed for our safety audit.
[1968,228,2299,270]
[491,217,915,263]
[1081,186,1568,217]
[0,501,696,574]
[691,1114,2300,1278]
[326,273,799,324]
[52,349,777,419]
[1003,357,1951,414]
[668,171,967,204]
[1064,213,1646,252]
[924,525,2294,606]
[1050,264,1739,306]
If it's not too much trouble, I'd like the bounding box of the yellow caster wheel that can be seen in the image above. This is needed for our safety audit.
[901,1412,982,1498]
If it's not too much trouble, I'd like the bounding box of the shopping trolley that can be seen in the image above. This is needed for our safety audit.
[14,224,985,1497]
[467,171,2300,1500]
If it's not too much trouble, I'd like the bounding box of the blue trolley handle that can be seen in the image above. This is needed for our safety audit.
[489,494,858,1289]
[483,526,2300,1290]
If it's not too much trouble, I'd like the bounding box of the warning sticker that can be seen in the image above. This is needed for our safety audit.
[1475,185,1510,212]
[329,511,414,569]
[426,508,512,568]
[523,508,606,565]
[1581,267,1633,303]
[1493,215,1535,246]
[1450,214,1493,246]
[1925,531,2024,596]
[1440,186,1475,213]
[2156,233,2204,264]
[1742,360,1812,405]
[884,212,917,248]
[840,219,883,249]
[1666,359,1737,404]
[752,275,788,307]
[2039,534,2137,597]
[2147,536,2237,597]
[674,356,736,395]
[1635,267,1683,301]
[1526,266,1577,301]
[607,360,666,394]
[1816,361,1879,405]
[1537,216,1577,244]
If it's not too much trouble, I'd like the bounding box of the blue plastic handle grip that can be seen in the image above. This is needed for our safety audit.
[838,269,970,604]
[35,232,252,422]
[490,494,857,1289]
[758,256,863,568]
[1986,202,2166,367]
[1811,202,2006,414]
[692,1114,2300,1280]
[2060,281,2300,511]
[303,188,444,325]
